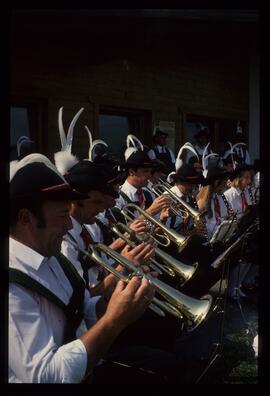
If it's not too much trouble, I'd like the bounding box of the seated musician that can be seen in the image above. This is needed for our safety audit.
[196,165,232,240]
[162,164,204,235]
[9,154,157,383]
[223,164,258,300]
[62,160,156,297]
[116,146,171,221]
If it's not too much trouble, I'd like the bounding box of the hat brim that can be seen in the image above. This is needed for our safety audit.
[11,188,88,201]
[154,132,168,138]
[229,164,254,181]
[201,171,231,186]
[172,175,203,184]
[121,160,160,168]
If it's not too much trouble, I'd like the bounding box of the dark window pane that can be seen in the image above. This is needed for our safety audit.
[10,107,30,160]
[99,114,130,160]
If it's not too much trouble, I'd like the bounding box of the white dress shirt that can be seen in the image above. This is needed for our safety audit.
[9,237,100,383]
[116,180,142,219]
[204,193,231,238]
[148,145,175,163]
[164,185,184,230]
[61,217,100,288]
[224,186,253,220]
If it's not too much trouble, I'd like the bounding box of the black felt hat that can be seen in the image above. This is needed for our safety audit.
[194,126,210,139]
[172,164,204,184]
[123,149,159,169]
[153,128,168,138]
[201,166,231,186]
[65,160,119,197]
[229,164,255,182]
[10,155,87,201]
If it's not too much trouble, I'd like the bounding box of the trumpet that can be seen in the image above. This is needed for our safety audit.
[63,236,213,329]
[152,179,206,224]
[111,221,198,284]
[96,243,213,331]
[122,203,191,252]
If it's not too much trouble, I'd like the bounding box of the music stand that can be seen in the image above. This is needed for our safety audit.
[209,219,238,245]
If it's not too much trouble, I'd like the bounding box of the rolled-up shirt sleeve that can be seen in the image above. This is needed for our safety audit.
[83,291,100,328]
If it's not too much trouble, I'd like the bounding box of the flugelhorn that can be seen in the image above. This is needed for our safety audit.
[122,203,191,252]
[152,179,206,224]
[96,243,213,331]
[63,235,167,318]
[111,221,198,284]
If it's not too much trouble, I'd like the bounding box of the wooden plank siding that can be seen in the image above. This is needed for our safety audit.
[11,37,249,159]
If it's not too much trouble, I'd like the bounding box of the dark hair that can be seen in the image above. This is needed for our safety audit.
[10,197,46,229]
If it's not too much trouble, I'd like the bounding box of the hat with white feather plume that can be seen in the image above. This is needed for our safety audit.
[54,107,84,175]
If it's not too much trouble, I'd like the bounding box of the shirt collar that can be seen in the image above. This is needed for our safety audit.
[70,216,83,234]
[232,186,243,196]
[121,180,139,199]
[9,237,45,271]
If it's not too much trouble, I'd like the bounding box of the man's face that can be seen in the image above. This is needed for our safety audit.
[214,178,228,193]
[33,200,72,257]
[155,135,167,146]
[150,170,163,184]
[239,171,252,189]
[129,167,152,188]
[81,190,108,224]
[102,193,117,209]
[197,135,209,147]
[178,182,195,194]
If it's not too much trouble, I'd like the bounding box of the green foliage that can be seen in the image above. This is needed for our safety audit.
[199,330,257,384]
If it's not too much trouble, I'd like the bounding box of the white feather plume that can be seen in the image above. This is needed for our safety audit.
[89,139,108,161]
[55,106,84,174]
[124,147,137,161]
[17,136,30,157]
[54,151,79,175]
[84,125,93,150]
[202,142,211,172]
[176,142,199,161]
[66,107,84,152]
[232,142,247,152]
[11,153,67,182]
[126,134,144,151]
[10,160,19,182]
[167,171,176,184]
[175,158,183,171]
[203,152,219,170]
[203,169,208,179]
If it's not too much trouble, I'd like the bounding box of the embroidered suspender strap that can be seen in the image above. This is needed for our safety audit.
[248,187,255,205]
[220,193,231,214]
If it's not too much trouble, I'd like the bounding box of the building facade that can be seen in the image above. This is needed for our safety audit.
[10,9,260,162]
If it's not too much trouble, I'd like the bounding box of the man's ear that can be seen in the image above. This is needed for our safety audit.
[18,208,35,227]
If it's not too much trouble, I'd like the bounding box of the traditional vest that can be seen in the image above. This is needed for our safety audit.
[153,146,174,173]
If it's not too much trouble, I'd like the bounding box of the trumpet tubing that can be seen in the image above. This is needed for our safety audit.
[63,236,166,318]
[122,203,190,252]
[96,243,213,330]
[153,181,205,224]
[114,222,198,283]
